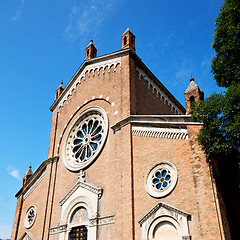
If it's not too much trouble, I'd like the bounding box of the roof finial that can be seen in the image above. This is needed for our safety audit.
[190,75,194,82]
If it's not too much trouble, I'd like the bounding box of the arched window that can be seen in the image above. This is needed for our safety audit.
[70,207,89,224]
[124,36,127,45]
[153,221,181,240]
[69,207,89,240]
[189,96,195,104]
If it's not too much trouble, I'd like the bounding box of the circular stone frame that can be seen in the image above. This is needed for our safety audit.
[24,205,37,229]
[62,107,109,171]
[145,161,178,198]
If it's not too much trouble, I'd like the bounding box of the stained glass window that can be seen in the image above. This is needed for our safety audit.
[71,207,89,224]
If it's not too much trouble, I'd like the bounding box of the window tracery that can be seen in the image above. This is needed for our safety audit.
[145,161,178,198]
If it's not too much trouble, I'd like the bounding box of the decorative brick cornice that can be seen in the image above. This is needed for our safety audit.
[57,57,121,109]
[132,126,188,140]
[50,49,131,111]
[136,67,184,114]
[15,156,59,198]
[111,115,203,133]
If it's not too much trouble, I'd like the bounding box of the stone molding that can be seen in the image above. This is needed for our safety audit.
[49,224,67,235]
[89,215,115,227]
[136,67,184,115]
[19,232,33,240]
[15,156,59,199]
[139,202,191,240]
[49,215,115,235]
[111,115,202,133]
[59,179,103,206]
[132,125,188,140]
[23,170,46,200]
[139,202,191,226]
[58,57,121,109]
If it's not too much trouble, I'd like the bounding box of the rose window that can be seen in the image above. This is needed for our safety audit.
[63,107,108,171]
[152,168,171,191]
[24,206,37,229]
[72,117,103,162]
[145,161,178,198]
[27,209,35,224]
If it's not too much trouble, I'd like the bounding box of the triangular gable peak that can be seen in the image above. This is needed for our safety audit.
[50,50,127,111]
[19,232,33,240]
[59,172,103,207]
[139,202,191,240]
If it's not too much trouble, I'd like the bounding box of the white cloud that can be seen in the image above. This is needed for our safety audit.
[12,0,25,22]
[201,59,211,67]
[7,167,21,180]
[0,224,12,239]
[64,0,119,42]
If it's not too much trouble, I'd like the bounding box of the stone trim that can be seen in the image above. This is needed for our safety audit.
[15,156,59,199]
[59,179,103,206]
[49,224,67,235]
[23,170,46,200]
[136,67,184,115]
[132,126,188,140]
[19,232,33,240]
[89,215,115,227]
[138,202,191,226]
[111,115,202,133]
[49,215,115,235]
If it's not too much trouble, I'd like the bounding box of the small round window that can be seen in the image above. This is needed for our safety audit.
[63,107,108,171]
[24,206,37,229]
[145,161,177,198]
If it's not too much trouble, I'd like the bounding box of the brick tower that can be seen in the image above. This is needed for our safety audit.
[11,29,230,240]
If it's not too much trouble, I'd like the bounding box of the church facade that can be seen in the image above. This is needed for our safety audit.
[11,29,230,240]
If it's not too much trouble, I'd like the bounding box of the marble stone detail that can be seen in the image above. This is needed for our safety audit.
[49,215,115,235]
[49,224,67,235]
[59,179,103,206]
[58,57,121,108]
[139,202,190,226]
[132,126,188,140]
[89,215,115,227]
[139,202,191,240]
[136,67,184,115]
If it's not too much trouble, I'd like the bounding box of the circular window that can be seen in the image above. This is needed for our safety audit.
[24,206,37,229]
[63,107,108,171]
[145,161,177,198]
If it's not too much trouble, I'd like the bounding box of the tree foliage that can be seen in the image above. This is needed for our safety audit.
[191,0,240,163]
[211,0,240,88]
[191,83,240,162]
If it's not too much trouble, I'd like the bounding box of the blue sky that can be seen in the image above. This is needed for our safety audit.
[0,0,223,238]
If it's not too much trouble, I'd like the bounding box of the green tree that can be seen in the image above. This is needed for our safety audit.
[191,0,240,163]
[191,1,240,238]
[211,0,240,88]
